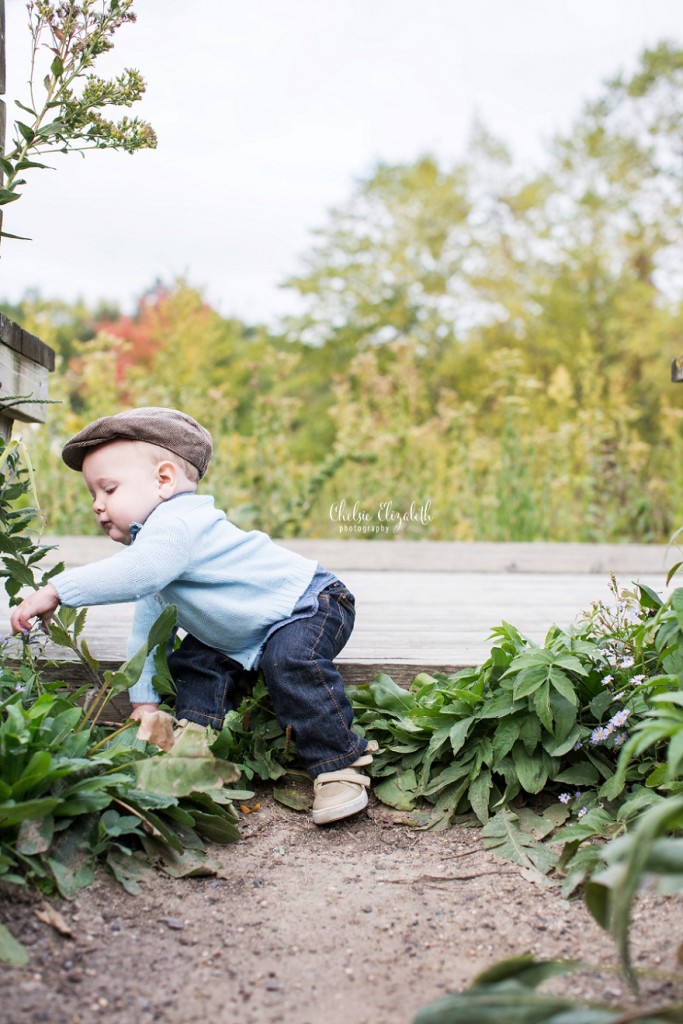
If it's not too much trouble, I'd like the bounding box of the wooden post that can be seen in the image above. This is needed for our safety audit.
[0,314,55,441]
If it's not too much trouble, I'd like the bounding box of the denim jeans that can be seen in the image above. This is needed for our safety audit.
[168,580,367,778]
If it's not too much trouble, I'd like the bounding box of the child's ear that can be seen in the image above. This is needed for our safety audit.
[156,460,177,494]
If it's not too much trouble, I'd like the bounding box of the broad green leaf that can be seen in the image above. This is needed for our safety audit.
[548,667,578,705]
[16,815,54,855]
[140,835,219,878]
[481,809,558,875]
[492,715,522,760]
[468,768,492,823]
[512,666,548,700]
[589,690,613,720]
[553,762,599,786]
[553,807,614,843]
[472,954,581,988]
[532,681,553,732]
[518,714,541,755]
[374,769,418,810]
[134,753,239,798]
[515,804,569,840]
[511,743,548,794]
[0,797,60,827]
[0,922,29,966]
[273,785,312,811]
[106,847,151,895]
[638,582,664,610]
[187,810,239,844]
[543,724,582,757]
[448,716,474,757]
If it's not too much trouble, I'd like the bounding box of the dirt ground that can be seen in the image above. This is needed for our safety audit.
[1,786,682,1024]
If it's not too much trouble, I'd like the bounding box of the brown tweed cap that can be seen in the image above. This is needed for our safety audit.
[62,407,213,479]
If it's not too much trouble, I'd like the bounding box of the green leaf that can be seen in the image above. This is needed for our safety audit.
[472,954,581,989]
[374,769,419,810]
[0,923,29,967]
[16,815,54,855]
[481,809,558,875]
[0,229,31,241]
[671,589,683,631]
[553,807,614,843]
[492,716,522,760]
[512,666,548,700]
[553,762,599,786]
[589,690,613,720]
[0,797,61,827]
[272,785,313,812]
[2,558,36,587]
[106,848,151,895]
[448,716,474,757]
[15,121,35,143]
[511,743,548,794]
[468,768,492,823]
[187,810,239,844]
[532,680,553,732]
[13,99,37,117]
[548,667,578,705]
[638,582,664,610]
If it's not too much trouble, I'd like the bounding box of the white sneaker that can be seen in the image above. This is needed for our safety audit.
[311,741,378,826]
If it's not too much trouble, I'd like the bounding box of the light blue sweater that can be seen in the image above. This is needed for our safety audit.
[51,493,318,704]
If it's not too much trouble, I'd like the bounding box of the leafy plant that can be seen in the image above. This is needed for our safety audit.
[412,955,683,1024]
[1,0,156,239]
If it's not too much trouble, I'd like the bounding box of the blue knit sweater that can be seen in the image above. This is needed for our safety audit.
[51,493,318,704]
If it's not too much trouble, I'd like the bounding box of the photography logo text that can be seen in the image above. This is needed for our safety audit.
[329,499,432,535]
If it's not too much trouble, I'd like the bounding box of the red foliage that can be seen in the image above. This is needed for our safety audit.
[94,286,172,384]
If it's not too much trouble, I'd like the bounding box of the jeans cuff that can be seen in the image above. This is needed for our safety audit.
[175,706,225,730]
[307,735,368,779]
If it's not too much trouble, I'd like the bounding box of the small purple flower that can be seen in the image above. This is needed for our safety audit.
[631,674,646,685]
[602,674,614,686]
[577,807,588,818]
[558,792,571,804]
[590,726,611,745]
[620,656,635,669]
[608,709,630,730]
[574,790,582,799]
[573,740,582,751]
[613,732,627,746]
[613,691,625,702]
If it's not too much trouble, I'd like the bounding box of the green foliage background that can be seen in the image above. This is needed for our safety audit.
[5,43,683,541]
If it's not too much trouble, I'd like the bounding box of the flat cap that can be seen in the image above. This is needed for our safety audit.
[62,407,213,479]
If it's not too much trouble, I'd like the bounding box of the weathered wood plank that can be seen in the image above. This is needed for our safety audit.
[0,312,56,371]
[40,535,678,575]
[2,538,671,722]
[4,568,668,668]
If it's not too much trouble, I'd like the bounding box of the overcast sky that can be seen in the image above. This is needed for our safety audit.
[1,0,682,326]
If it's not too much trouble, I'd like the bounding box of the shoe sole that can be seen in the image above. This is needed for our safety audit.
[311,788,368,826]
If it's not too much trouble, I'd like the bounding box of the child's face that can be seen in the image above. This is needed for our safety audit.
[82,441,167,545]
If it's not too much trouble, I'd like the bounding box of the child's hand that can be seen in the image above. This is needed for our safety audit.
[10,584,61,634]
[129,703,160,721]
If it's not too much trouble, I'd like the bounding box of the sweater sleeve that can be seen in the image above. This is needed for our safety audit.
[50,514,191,608]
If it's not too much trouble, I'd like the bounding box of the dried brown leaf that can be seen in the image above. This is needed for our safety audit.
[136,710,175,752]
[34,903,72,937]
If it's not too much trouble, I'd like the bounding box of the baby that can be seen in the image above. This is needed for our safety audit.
[10,407,373,825]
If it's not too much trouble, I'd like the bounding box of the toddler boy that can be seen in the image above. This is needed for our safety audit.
[10,407,373,825]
